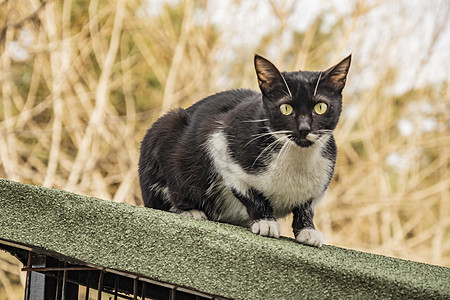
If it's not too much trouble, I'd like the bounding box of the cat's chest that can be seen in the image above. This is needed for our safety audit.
[260,142,333,214]
[207,131,334,216]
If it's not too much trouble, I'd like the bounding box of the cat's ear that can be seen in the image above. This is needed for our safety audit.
[254,54,291,97]
[323,54,351,92]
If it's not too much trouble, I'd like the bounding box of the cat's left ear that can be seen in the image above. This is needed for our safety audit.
[323,54,352,92]
[254,54,291,98]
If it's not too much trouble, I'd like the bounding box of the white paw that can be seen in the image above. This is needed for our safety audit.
[296,228,324,247]
[179,209,208,220]
[250,219,280,238]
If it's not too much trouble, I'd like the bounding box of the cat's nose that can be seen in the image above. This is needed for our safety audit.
[298,121,311,136]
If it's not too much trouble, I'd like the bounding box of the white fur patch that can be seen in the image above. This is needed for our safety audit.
[306,133,320,142]
[296,228,324,247]
[206,130,333,224]
[149,183,170,200]
[251,219,280,238]
[179,209,208,220]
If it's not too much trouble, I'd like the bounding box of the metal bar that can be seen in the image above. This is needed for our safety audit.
[133,277,138,300]
[114,274,119,300]
[84,271,91,300]
[22,267,95,272]
[23,251,32,300]
[141,281,146,300]
[29,254,56,299]
[61,263,68,300]
[15,247,225,300]
[55,264,63,300]
[60,262,79,300]
[0,239,33,251]
[103,268,218,299]
[97,270,104,300]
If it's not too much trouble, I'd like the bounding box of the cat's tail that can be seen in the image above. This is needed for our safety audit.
[138,108,190,210]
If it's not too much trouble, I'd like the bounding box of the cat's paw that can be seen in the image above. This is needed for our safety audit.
[250,219,280,238]
[295,229,324,247]
[179,209,208,220]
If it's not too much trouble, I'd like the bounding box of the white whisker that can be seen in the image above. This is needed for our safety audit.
[245,130,292,148]
[245,133,274,148]
[314,133,330,148]
[281,73,292,97]
[252,135,288,168]
[252,130,292,137]
[274,135,292,166]
[242,119,269,123]
[314,129,333,133]
[314,72,322,96]
[308,129,333,142]
[284,138,294,162]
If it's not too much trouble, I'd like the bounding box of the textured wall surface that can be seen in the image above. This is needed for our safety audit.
[0,179,449,299]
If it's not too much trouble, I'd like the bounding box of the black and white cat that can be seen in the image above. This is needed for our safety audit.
[139,54,351,247]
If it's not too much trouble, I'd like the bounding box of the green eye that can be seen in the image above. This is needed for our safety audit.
[314,103,328,115]
[280,104,293,115]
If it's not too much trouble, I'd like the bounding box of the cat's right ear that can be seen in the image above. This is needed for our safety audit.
[254,54,291,98]
[323,54,352,92]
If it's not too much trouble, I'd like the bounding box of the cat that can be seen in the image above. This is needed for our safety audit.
[139,54,351,247]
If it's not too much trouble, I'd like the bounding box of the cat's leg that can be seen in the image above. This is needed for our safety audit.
[292,199,324,247]
[232,188,280,238]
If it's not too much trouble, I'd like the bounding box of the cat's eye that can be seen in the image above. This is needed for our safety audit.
[314,103,328,115]
[280,104,293,115]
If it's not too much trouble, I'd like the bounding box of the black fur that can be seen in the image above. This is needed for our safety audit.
[232,188,274,220]
[139,54,351,244]
[292,200,315,235]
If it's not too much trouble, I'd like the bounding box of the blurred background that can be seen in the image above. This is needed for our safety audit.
[0,0,449,298]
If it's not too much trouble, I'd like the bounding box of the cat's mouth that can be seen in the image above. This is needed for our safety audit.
[292,133,320,148]
[292,137,314,148]
[270,130,326,148]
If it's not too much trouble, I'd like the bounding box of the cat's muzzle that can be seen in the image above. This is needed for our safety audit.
[293,136,314,148]
[292,133,320,148]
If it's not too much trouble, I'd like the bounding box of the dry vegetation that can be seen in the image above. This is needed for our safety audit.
[0,0,449,298]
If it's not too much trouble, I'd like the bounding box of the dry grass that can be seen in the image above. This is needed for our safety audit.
[0,0,449,297]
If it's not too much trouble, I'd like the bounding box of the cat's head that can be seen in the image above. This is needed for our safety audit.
[254,54,351,148]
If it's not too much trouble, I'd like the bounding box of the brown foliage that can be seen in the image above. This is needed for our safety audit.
[1,0,449,297]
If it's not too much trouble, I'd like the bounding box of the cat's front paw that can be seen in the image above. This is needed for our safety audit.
[179,209,208,220]
[250,219,280,238]
[295,228,324,247]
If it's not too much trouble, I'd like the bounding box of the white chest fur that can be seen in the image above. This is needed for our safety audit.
[206,131,334,223]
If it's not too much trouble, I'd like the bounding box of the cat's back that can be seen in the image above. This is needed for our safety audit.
[186,89,260,119]
[176,89,261,147]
